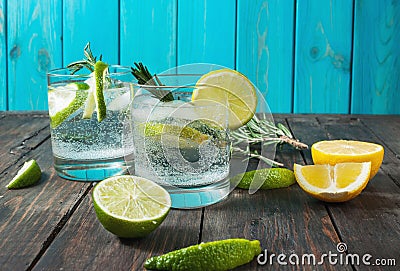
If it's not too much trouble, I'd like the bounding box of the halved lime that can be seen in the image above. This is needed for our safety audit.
[92,175,171,238]
[144,238,261,271]
[7,159,42,189]
[94,61,109,122]
[48,82,89,128]
[192,69,257,130]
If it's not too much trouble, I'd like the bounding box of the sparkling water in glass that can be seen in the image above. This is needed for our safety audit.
[47,66,135,181]
[130,72,231,209]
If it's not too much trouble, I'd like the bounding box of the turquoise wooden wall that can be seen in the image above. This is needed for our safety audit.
[0,0,399,114]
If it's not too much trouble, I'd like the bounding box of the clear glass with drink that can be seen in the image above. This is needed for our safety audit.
[130,72,231,209]
[47,65,134,181]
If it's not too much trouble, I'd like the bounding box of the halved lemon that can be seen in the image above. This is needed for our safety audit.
[294,162,371,202]
[192,69,257,130]
[311,140,384,178]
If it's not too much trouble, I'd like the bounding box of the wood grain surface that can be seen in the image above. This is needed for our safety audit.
[177,0,236,68]
[120,0,177,73]
[6,0,61,110]
[1,1,400,114]
[63,0,118,66]
[237,0,295,113]
[351,0,400,114]
[0,112,399,270]
[0,0,5,110]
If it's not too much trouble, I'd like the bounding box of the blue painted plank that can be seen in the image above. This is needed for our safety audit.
[177,0,235,68]
[0,0,6,110]
[351,0,400,114]
[120,0,177,73]
[294,0,353,113]
[7,0,62,110]
[63,0,118,67]
[237,0,295,113]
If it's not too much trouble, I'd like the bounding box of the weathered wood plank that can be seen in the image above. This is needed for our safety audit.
[0,138,91,270]
[63,0,118,66]
[294,0,353,113]
[201,116,346,270]
[31,191,202,270]
[7,0,61,110]
[120,0,177,73]
[177,0,235,68]
[0,114,49,174]
[290,115,400,270]
[237,0,295,113]
[360,115,400,153]
[0,0,6,110]
[352,0,400,114]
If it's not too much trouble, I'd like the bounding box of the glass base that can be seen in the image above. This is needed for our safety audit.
[163,178,231,209]
[53,156,134,181]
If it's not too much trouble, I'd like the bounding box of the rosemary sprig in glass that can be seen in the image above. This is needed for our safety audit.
[66,42,102,74]
[231,115,308,167]
[130,62,174,102]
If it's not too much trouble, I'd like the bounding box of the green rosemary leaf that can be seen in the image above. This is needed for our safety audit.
[67,42,98,74]
[131,62,174,102]
[231,117,308,166]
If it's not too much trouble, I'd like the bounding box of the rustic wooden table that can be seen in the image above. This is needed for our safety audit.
[0,112,399,271]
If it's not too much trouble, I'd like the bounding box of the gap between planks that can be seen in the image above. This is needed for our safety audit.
[26,184,94,271]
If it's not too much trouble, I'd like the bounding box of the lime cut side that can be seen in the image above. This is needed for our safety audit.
[92,175,171,238]
[144,238,261,271]
[94,61,109,122]
[7,159,42,189]
[192,69,257,130]
[48,83,89,128]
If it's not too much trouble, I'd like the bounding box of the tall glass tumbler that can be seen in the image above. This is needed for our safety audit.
[47,66,135,181]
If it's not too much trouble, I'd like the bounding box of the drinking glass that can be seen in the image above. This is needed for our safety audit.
[47,66,135,181]
[129,72,231,209]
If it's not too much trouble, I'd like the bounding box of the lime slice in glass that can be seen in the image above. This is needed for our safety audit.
[92,175,171,238]
[7,159,42,189]
[48,82,89,128]
[93,61,109,122]
[82,73,96,119]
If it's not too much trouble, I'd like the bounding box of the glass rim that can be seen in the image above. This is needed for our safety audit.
[133,73,236,90]
[47,65,132,77]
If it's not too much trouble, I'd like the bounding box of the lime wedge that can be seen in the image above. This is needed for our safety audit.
[68,82,90,91]
[48,83,89,128]
[81,74,96,119]
[192,69,257,130]
[140,122,209,144]
[144,238,261,271]
[7,159,42,189]
[92,175,171,238]
[94,61,109,122]
[232,168,296,190]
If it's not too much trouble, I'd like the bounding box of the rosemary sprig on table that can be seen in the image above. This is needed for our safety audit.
[130,62,174,102]
[66,42,102,74]
[231,115,308,167]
